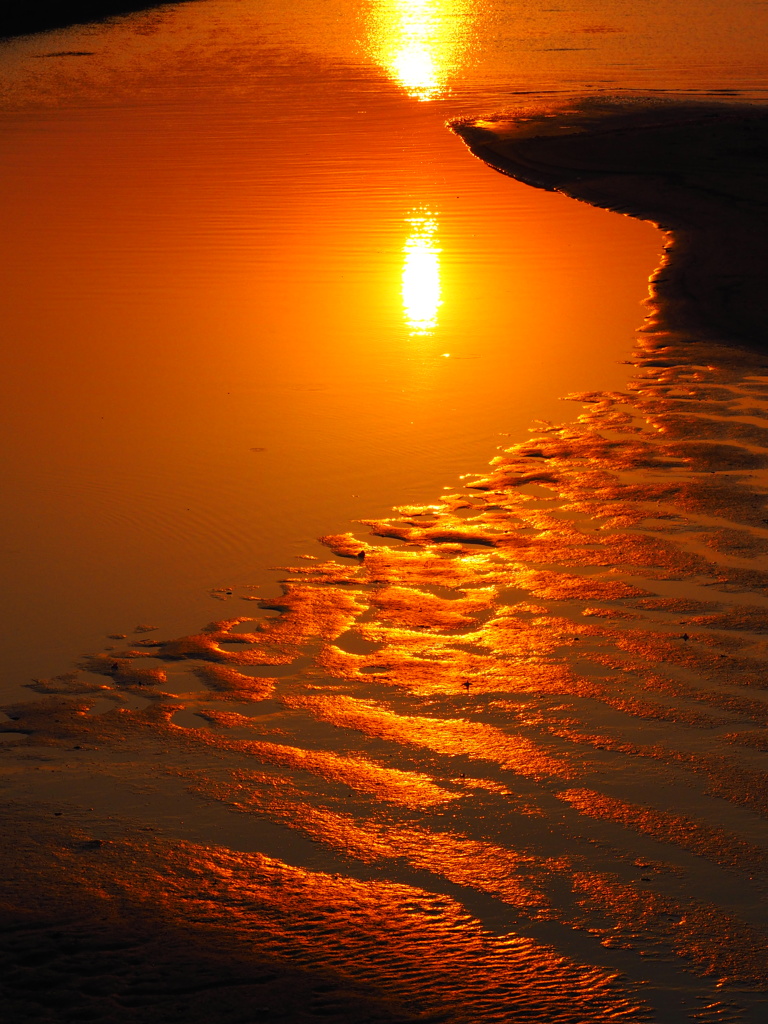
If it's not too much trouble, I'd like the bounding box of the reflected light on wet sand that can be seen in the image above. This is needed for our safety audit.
[368,0,471,100]
[402,210,442,333]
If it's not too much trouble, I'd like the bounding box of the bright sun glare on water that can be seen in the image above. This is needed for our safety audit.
[369,0,470,100]
[402,212,442,334]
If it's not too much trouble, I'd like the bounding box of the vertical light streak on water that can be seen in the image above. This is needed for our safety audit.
[402,211,442,334]
[368,0,471,101]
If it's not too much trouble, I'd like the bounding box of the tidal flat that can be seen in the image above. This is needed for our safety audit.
[3,3,768,1023]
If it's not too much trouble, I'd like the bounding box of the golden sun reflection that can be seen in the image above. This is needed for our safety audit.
[368,0,470,101]
[402,211,442,334]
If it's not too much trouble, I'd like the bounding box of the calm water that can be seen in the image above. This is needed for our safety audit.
[3,3,768,1022]
[6,0,768,687]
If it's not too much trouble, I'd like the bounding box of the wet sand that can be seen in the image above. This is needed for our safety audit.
[0,804,420,1024]
[4,102,768,1022]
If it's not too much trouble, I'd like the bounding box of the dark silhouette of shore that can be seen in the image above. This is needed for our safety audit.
[453,101,768,348]
[0,1,193,38]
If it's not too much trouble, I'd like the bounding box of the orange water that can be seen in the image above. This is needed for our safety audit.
[1,0,703,686]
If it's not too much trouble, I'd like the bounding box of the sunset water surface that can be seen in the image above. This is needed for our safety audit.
[2,2,768,1022]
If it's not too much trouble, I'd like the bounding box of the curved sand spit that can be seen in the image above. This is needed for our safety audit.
[452,100,768,348]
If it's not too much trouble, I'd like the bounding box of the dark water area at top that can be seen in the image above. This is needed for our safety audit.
[3,3,768,1023]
